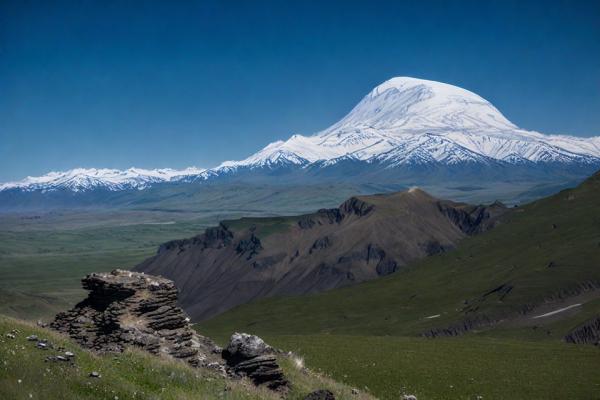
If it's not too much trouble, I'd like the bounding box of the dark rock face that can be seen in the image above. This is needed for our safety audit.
[340,196,374,217]
[51,269,222,368]
[310,236,332,253]
[304,389,336,400]
[297,198,371,231]
[436,200,506,235]
[157,223,233,255]
[223,332,289,391]
[564,317,600,345]
[236,234,263,259]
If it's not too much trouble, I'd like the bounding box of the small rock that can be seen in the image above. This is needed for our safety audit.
[26,335,38,341]
[351,388,359,395]
[304,389,335,400]
[5,333,15,339]
[222,332,288,391]
[403,395,418,400]
[56,355,68,362]
[89,371,101,378]
[225,332,271,360]
[36,342,48,349]
[37,320,48,328]
[64,351,75,358]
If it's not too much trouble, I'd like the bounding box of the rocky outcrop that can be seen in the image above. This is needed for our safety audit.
[50,270,293,392]
[310,236,332,253]
[297,197,372,231]
[564,317,600,345]
[437,200,506,235]
[340,197,374,217]
[236,233,263,259]
[51,270,223,368]
[223,332,289,391]
[298,208,344,229]
[157,223,233,255]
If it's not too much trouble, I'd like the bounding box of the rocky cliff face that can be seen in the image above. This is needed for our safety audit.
[136,188,508,321]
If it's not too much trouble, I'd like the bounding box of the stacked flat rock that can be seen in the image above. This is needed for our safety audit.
[51,269,222,368]
[223,332,289,391]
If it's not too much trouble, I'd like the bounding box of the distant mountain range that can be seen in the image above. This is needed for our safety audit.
[2,77,599,196]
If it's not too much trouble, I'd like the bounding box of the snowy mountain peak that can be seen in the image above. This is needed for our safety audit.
[216,77,599,172]
[322,76,517,134]
[2,77,600,194]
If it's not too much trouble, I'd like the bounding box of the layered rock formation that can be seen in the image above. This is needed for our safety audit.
[51,269,222,368]
[51,270,291,391]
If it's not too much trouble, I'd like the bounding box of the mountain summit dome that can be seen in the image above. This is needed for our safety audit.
[321,76,517,134]
[216,76,599,170]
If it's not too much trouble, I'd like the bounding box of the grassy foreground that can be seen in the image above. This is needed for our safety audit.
[200,330,600,400]
[0,316,374,400]
[263,335,600,400]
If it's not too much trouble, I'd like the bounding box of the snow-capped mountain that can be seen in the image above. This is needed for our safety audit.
[2,77,600,193]
[0,167,205,192]
[214,77,600,173]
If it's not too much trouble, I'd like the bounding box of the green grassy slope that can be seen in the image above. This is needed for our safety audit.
[0,316,374,400]
[256,335,600,400]
[200,172,600,339]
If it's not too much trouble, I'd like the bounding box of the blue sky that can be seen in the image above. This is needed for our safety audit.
[1,0,599,181]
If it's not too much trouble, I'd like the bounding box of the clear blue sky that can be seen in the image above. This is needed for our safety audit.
[1,0,599,181]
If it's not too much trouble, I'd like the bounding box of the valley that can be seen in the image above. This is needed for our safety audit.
[0,183,370,319]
